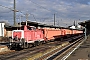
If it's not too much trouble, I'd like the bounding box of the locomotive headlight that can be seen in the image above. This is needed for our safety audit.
[19,43,22,45]
[10,43,11,45]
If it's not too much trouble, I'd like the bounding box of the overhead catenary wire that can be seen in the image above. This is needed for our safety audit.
[0,1,60,26]
[29,0,69,21]
[0,4,55,26]
[29,0,60,15]
[0,4,37,22]
[28,0,59,26]
[29,0,52,13]
[0,4,13,10]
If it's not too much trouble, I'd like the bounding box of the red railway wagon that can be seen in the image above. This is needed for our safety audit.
[76,30,83,34]
[60,28,73,38]
[42,28,61,41]
[62,29,72,35]
[72,30,77,34]
[61,29,66,35]
[72,29,83,37]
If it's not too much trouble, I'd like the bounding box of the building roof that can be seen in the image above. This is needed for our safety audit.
[79,20,90,30]
[20,21,63,28]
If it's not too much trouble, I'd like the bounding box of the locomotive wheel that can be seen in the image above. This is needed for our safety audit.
[46,40,49,43]
[40,41,43,45]
[37,41,40,46]
[33,43,36,47]
[28,44,32,48]
[33,41,39,46]
[21,38,28,48]
[50,39,54,42]
[60,38,63,42]
[21,43,28,49]
[43,41,46,44]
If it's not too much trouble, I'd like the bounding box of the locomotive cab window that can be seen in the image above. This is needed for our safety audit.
[20,25,36,30]
[27,26,32,30]
[21,26,24,30]
[27,26,36,30]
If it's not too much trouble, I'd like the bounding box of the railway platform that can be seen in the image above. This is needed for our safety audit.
[66,35,90,60]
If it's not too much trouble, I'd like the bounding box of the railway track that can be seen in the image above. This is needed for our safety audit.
[0,35,84,60]
[35,35,84,60]
[0,39,66,60]
[54,37,84,60]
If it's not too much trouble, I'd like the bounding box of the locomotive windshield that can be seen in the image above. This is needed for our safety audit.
[20,25,36,30]
[27,26,36,30]
[27,26,32,30]
[21,26,24,30]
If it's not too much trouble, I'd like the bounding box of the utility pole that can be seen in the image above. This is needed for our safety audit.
[54,13,55,26]
[19,15,23,30]
[13,0,18,26]
[26,13,29,26]
[73,20,75,26]
[14,0,16,26]
[85,24,87,40]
